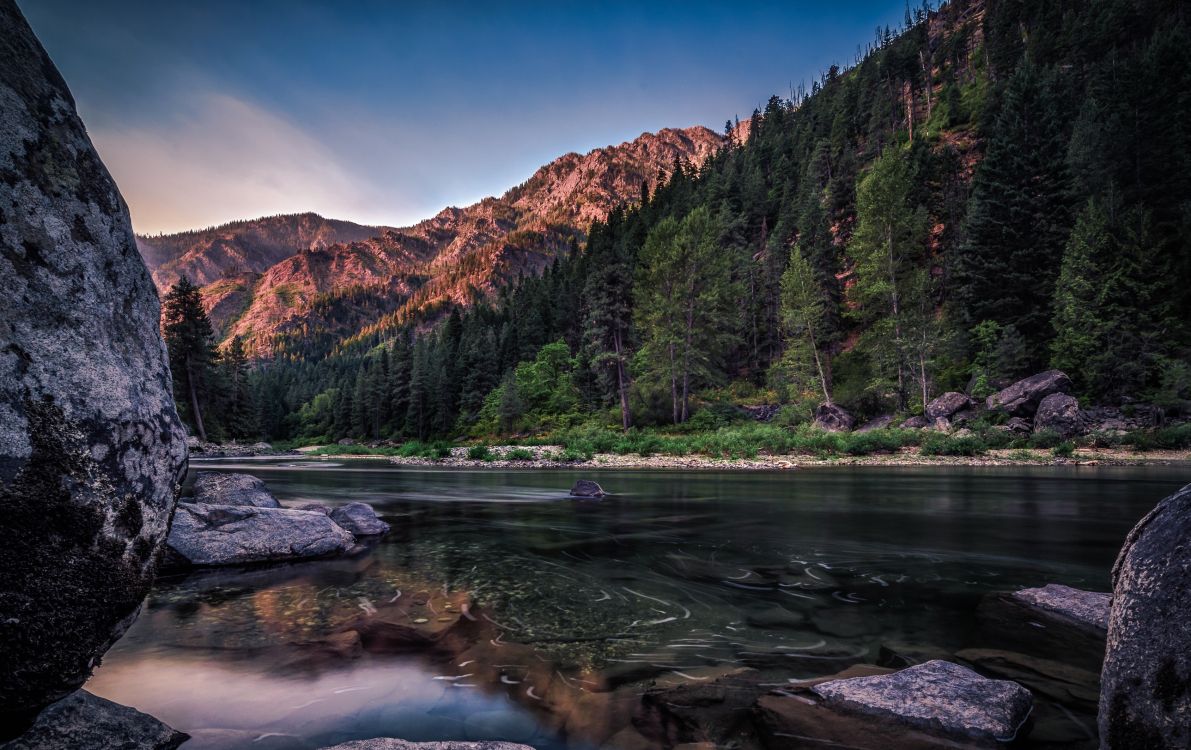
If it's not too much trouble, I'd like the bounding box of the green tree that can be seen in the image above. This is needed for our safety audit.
[777,246,832,403]
[161,276,216,441]
[220,336,258,440]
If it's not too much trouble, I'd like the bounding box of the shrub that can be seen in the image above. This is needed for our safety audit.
[467,444,493,461]
[505,448,535,461]
[1028,429,1063,449]
[920,433,987,456]
[1053,441,1076,458]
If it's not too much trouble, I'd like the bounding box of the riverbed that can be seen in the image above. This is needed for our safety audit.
[86,460,1189,749]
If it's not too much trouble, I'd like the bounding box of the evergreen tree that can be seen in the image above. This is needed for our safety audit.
[777,246,832,403]
[161,276,217,441]
[220,336,258,440]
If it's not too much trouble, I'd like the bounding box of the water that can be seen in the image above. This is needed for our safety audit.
[86,459,1189,749]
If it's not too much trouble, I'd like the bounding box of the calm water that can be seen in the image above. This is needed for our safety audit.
[86,459,1189,749]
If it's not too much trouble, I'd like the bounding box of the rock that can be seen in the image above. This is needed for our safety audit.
[929,417,952,432]
[570,479,606,498]
[956,648,1100,710]
[1100,483,1191,747]
[994,416,1033,435]
[329,502,390,536]
[318,742,534,750]
[745,604,806,629]
[250,441,273,452]
[811,660,1033,745]
[293,502,331,514]
[876,643,955,669]
[1033,393,1085,438]
[899,415,929,429]
[0,2,189,730]
[926,392,974,420]
[952,428,975,439]
[950,408,981,427]
[986,370,1072,417]
[855,415,895,432]
[166,504,355,567]
[337,438,356,446]
[1,690,187,749]
[190,472,281,508]
[813,403,856,432]
[977,584,1109,672]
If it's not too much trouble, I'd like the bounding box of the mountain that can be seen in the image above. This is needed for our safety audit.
[139,126,724,357]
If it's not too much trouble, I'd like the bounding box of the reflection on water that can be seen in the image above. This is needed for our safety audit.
[87,461,1188,749]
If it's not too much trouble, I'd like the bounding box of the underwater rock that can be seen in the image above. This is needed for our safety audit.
[329,502,390,536]
[318,741,534,750]
[570,479,607,498]
[0,690,187,750]
[166,504,355,567]
[956,648,1100,711]
[189,472,281,508]
[978,584,1108,671]
[0,0,188,730]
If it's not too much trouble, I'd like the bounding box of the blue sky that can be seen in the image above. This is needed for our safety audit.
[21,0,909,234]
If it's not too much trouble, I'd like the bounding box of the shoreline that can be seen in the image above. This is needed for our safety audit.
[272,445,1191,471]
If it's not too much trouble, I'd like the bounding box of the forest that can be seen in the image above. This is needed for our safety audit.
[162,0,1191,449]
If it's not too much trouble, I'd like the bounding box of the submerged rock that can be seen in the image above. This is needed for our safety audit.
[986,370,1072,417]
[811,660,1033,745]
[166,504,355,567]
[329,502,390,536]
[1033,393,1085,438]
[812,403,856,432]
[956,648,1100,710]
[977,584,1109,671]
[1,690,187,750]
[0,0,188,730]
[1013,584,1109,631]
[1100,483,1191,748]
[570,479,607,498]
[190,472,281,508]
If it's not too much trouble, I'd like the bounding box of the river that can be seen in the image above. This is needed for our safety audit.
[85,459,1189,749]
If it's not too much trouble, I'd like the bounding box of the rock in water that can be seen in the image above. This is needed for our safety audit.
[985,370,1072,417]
[190,472,281,508]
[1032,393,1085,438]
[329,502,390,536]
[0,1,188,732]
[570,479,606,498]
[811,660,1033,744]
[166,504,354,566]
[977,584,1109,672]
[318,741,533,750]
[0,690,188,750]
[1100,483,1191,748]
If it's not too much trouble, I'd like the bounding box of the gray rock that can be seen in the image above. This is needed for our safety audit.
[1013,584,1109,632]
[338,438,356,446]
[319,742,533,750]
[1033,393,1085,438]
[899,415,930,429]
[926,391,974,420]
[190,472,281,508]
[951,408,981,427]
[293,502,331,514]
[996,416,1033,435]
[166,503,355,567]
[986,369,1072,417]
[855,415,895,433]
[0,1,188,729]
[0,690,187,749]
[329,502,390,536]
[813,402,856,432]
[977,585,1108,672]
[811,660,1033,744]
[570,479,606,498]
[1100,483,1191,748]
[929,417,953,432]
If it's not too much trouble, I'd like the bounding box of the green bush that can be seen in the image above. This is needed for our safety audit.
[920,433,987,456]
[467,444,493,461]
[504,448,535,461]
[1125,424,1191,451]
[1053,441,1076,458]
[1028,429,1063,449]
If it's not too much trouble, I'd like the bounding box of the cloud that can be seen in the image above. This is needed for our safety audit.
[90,92,395,234]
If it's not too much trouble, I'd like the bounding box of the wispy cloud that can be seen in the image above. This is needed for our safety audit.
[91,92,393,235]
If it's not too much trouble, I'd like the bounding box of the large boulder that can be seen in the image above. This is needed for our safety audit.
[899,415,930,429]
[1100,483,1191,748]
[978,584,1109,671]
[813,403,856,432]
[855,415,895,433]
[1,690,188,750]
[166,504,355,567]
[1033,393,1085,438]
[329,502,390,536]
[925,392,974,420]
[570,479,606,498]
[986,370,1072,417]
[810,660,1033,745]
[190,472,281,508]
[0,1,188,732]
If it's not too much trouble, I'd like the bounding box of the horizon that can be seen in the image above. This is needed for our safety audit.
[20,0,909,235]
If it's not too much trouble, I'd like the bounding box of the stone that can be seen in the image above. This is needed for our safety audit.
[1033,393,1085,438]
[811,660,1033,744]
[956,648,1100,710]
[855,415,894,432]
[318,740,533,750]
[899,415,929,429]
[0,690,187,749]
[189,471,281,508]
[293,502,332,514]
[337,438,356,446]
[930,417,952,432]
[329,502,390,536]
[986,369,1072,417]
[951,408,981,427]
[1100,482,1191,748]
[925,391,974,420]
[977,585,1109,672]
[876,642,954,669]
[570,479,606,498]
[996,416,1033,435]
[745,604,806,629]
[0,1,189,731]
[813,402,856,432]
[166,504,355,567]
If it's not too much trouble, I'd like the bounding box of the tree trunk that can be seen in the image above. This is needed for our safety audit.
[669,342,679,425]
[614,329,631,431]
[886,227,906,410]
[809,329,831,405]
[186,356,207,443]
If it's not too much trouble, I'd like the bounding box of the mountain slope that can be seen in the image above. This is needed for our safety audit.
[140,126,725,357]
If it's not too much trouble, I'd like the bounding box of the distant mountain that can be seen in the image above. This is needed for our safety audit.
[138,126,725,356]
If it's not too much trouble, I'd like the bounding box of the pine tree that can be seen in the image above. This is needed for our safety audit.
[220,336,258,440]
[161,276,216,441]
[777,247,832,403]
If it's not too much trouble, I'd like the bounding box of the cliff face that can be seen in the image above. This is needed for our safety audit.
[138,126,725,356]
[0,0,188,733]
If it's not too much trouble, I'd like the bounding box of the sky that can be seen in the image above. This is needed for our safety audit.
[20,0,910,235]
